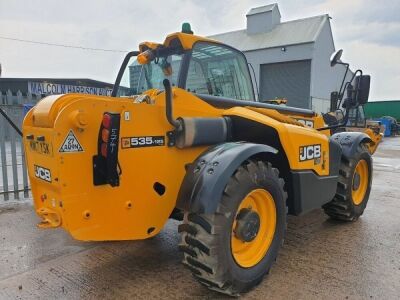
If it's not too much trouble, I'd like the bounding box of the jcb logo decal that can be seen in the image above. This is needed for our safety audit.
[34,165,52,182]
[299,144,321,162]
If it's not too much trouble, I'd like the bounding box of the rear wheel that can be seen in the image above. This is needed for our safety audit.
[323,144,372,221]
[178,160,287,296]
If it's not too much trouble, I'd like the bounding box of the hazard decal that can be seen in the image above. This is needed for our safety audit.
[59,130,84,153]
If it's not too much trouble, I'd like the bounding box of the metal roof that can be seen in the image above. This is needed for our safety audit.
[209,14,329,52]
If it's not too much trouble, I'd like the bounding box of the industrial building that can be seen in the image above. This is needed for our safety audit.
[210,3,350,112]
[364,100,400,121]
[2,4,351,114]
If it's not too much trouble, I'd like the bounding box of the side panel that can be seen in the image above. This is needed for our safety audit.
[288,137,341,215]
[223,107,331,176]
[290,171,337,215]
[219,109,342,215]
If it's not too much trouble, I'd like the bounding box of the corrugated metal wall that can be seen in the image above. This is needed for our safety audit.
[259,60,311,108]
[364,101,400,121]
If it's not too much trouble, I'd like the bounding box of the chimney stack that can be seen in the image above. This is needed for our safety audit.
[246,3,281,35]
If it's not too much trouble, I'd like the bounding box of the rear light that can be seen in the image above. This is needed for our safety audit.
[101,128,109,143]
[102,114,111,128]
[93,112,121,187]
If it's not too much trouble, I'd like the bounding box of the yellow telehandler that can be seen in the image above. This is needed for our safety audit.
[22,24,378,295]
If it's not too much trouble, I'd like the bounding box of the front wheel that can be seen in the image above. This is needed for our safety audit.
[178,160,287,296]
[323,143,372,221]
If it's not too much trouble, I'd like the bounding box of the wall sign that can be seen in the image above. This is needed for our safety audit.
[28,81,112,96]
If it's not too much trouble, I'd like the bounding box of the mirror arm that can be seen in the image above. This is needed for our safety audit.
[337,62,349,102]
[112,51,140,97]
[318,69,364,132]
[337,81,350,110]
[342,69,362,103]
[337,69,363,109]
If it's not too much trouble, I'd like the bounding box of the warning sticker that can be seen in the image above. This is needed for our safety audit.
[59,130,84,153]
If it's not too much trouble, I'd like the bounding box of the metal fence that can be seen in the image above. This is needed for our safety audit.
[0,90,35,201]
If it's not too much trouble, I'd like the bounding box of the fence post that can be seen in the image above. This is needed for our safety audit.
[0,115,9,201]
[6,90,12,104]
[10,115,19,200]
[16,90,23,105]
[27,91,32,104]
[21,142,29,198]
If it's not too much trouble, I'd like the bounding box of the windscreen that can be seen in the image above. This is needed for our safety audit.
[116,54,183,97]
[186,42,254,101]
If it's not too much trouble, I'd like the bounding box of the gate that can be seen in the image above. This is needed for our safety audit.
[0,90,32,201]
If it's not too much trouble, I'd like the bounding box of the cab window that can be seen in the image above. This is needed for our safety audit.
[347,106,366,127]
[186,42,254,101]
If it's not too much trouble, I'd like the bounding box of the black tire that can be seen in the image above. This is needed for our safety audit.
[178,160,287,296]
[323,143,372,221]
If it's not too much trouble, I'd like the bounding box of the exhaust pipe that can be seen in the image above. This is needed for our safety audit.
[163,79,181,129]
[162,79,232,148]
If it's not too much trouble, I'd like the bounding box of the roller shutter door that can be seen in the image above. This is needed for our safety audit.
[259,60,311,109]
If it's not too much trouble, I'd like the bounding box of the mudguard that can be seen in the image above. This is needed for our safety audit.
[331,132,372,160]
[176,142,278,214]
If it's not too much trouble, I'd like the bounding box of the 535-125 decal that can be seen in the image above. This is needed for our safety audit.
[121,136,165,149]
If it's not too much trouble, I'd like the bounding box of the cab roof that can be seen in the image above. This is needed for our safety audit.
[139,32,220,52]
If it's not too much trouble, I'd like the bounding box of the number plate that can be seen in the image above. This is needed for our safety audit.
[121,136,165,149]
[29,140,53,156]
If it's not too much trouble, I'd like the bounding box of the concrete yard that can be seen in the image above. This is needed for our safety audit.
[0,138,399,299]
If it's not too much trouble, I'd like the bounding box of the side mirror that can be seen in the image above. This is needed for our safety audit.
[330,49,343,67]
[355,75,370,105]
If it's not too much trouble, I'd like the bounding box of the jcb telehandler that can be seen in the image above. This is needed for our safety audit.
[22,25,377,295]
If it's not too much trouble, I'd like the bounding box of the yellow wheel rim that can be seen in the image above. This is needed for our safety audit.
[352,159,369,205]
[231,189,276,268]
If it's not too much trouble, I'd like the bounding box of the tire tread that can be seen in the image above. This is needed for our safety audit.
[179,160,287,295]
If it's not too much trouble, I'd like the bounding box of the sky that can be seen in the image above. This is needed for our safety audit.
[0,0,399,100]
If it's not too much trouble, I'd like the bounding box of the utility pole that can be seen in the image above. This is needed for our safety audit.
[0,63,2,77]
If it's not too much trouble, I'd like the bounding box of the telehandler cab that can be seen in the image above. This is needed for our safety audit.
[22,24,377,295]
